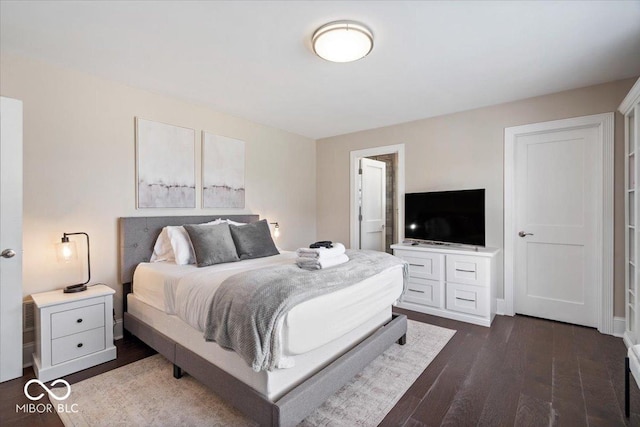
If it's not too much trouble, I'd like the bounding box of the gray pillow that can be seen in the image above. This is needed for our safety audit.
[229,219,280,260]
[183,222,239,267]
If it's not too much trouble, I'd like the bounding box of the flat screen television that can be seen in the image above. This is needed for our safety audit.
[404,189,485,246]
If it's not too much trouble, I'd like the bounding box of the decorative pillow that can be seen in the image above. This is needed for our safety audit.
[229,219,280,260]
[150,219,226,264]
[183,222,240,267]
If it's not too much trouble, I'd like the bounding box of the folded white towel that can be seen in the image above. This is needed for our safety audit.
[296,243,346,260]
[296,253,349,271]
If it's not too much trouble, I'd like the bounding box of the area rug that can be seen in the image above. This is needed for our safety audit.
[55,320,454,427]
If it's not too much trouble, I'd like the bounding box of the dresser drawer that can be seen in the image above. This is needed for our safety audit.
[51,303,105,339]
[445,283,488,316]
[51,327,106,365]
[394,250,443,280]
[445,254,488,286]
[403,278,442,308]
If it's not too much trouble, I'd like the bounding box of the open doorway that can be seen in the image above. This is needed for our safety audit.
[350,144,405,253]
[363,154,396,253]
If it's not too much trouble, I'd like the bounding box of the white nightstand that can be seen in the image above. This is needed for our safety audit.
[32,284,117,382]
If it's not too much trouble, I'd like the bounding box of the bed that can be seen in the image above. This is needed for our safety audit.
[120,215,408,426]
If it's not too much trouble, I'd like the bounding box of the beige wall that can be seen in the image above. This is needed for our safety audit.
[1,51,634,323]
[316,78,637,317]
[0,54,317,319]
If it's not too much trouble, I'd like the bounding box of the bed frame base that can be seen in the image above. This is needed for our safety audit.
[398,333,407,345]
[173,364,183,379]
[124,311,407,426]
[626,356,631,417]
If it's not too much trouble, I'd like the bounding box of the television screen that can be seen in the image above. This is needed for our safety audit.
[404,189,485,246]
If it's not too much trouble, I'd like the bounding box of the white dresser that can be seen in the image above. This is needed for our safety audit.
[32,285,117,382]
[391,243,500,327]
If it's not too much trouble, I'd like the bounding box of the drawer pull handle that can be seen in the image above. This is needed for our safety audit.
[456,297,475,302]
[408,263,423,267]
[408,289,425,294]
[77,343,83,348]
[77,318,83,323]
[455,269,475,273]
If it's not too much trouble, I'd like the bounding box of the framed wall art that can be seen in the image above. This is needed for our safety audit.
[136,118,196,208]
[202,132,245,208]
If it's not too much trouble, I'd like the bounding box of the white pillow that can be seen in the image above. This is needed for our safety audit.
[150,228,174,262]
[149,219,226,264]
[166,226,195,265]
[224,219,246,226]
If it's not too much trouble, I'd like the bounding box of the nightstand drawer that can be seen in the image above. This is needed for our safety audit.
[445,282,488,316]
[51,327,106,365]
[394,250,443,280]
[51,303,105,339]
[445,254,488,286]
[403,278,441,308]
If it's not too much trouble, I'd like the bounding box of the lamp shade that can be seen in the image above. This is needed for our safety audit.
[270,222,280,238]
[56,239,77,263]
[312,21,373,63]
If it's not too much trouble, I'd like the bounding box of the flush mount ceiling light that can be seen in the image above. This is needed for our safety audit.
[312,20,373,63]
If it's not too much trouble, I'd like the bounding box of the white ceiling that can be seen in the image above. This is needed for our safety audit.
[1,1,639,139]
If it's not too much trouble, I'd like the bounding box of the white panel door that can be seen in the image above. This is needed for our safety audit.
[0,97,23,382]
[514,126,598,327]
[359,158,386,251]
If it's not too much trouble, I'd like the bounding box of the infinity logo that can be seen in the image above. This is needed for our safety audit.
[24,379,71,401]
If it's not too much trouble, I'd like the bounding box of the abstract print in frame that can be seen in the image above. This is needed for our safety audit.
[202,132,245,208]
[136,118,196,208]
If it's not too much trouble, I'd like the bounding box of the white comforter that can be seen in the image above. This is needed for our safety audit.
[133,252,404,357]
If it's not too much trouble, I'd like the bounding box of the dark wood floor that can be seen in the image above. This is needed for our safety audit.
[1,311,635,426]
[384,309,636,427]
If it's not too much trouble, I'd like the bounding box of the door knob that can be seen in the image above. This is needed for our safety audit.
[1,249,16,258]
[518,231,534,238]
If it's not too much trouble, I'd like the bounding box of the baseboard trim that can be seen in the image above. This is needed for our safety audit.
[614,316,625,338]
[624,331,635,349]
[495,300,621,337]
[114,318,124,340]
[23,342,34,368]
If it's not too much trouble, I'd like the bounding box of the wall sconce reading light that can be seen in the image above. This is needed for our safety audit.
[56,232,91,293]
[270,222,280,238]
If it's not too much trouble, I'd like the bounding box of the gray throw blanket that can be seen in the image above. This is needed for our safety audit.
[204,250,408,372]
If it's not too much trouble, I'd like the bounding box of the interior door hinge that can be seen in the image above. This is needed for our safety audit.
[358,168,362,175]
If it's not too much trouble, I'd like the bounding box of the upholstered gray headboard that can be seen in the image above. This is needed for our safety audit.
[118,215,260,284]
